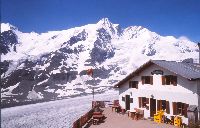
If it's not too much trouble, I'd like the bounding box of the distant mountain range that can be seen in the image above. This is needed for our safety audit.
[1,18,199,107]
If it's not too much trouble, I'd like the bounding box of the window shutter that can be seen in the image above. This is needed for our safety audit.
[146,98,149,104]
[139,97,142,108]
[142,97,146,107]
[173,102,177,115]
[166,101,170,114]
[141,76,144,85]
[181,103,184,116]
[136,81,138,89]
[184,104,189,117]
[150,76,153,85]
[157,100,161,111]
[165,75,170,85]
[129,81,131,88]
[162,76,165,85]
[172,76,177,86]
[160,100,162,110]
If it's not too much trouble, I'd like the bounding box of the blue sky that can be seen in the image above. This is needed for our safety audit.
[1,0,200,42]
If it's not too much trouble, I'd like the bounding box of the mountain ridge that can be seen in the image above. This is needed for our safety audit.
[1,18,199,106]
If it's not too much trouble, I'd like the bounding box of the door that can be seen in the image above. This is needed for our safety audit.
[125,95,130,110]
[150,98,156,117]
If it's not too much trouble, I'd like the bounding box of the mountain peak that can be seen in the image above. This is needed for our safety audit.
[97,18,112,26]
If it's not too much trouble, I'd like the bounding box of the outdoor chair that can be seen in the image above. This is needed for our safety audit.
[92,108,105,125]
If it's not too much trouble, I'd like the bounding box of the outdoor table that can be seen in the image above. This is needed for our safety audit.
[128,109,136,120]
[130,112,136,120]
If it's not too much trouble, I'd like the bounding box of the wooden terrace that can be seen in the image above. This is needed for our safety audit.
[72,101,178,128]
[89,107,176,128]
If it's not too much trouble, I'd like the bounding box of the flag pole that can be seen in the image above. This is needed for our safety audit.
[93,69,94,100]
[92,87,94,100]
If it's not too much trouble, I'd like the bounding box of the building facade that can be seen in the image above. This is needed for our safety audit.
[114,60,200,125]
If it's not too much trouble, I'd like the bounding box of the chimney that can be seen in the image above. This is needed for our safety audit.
[198,43,200,64]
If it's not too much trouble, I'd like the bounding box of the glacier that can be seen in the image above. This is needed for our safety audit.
[1,92,118,128]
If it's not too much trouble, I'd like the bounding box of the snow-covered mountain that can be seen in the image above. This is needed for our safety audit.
[1,18,199,106]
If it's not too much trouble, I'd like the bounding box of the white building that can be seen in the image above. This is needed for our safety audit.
[114,60,200,125]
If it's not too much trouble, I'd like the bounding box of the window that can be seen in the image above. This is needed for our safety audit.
[129,81,138,88]
[122,97,125,101]
[177,102,184,115]
[161,100,166,110]
[130,98,133,103]
[122,96,133,103]
[142,76,153,85]
[157,100,170,114]
[173,102,189,117]
[162,75,177,86]
[139,97,149,108]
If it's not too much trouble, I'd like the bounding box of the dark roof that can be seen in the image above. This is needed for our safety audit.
[152,60,200,80]
[114,60,200,88]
